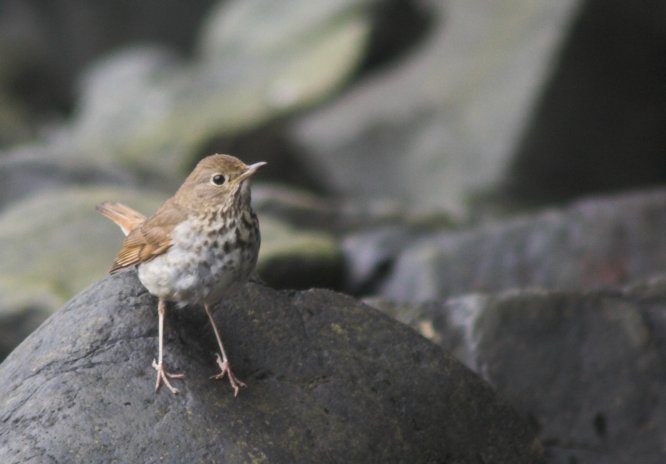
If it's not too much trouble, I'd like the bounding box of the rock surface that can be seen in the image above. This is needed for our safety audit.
[1,3,665,462]
[0,272,543,463]
[370,275,666,464]
[380,189,666,301]
[0,146,140,209]
[70,0,372,179]
[258,216,344,291]
[289,0,583,214]
[289,0,666,213]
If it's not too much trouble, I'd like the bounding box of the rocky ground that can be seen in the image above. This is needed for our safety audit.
[0,272,543,463]
[1,1,665,463]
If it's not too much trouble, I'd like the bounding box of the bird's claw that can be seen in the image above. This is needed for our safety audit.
[152,359,185,395]
[211,353,246,397]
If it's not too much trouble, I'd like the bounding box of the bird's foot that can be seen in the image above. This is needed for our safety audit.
[211,353,246,397]
[152,359,185,394]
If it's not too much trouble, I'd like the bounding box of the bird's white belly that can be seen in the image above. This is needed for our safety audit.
[137,219,257,306]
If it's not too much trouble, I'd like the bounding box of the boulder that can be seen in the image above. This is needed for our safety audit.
[0,271,543,463]
[258,216,344,291]
[290,0,666,215]
[70,0,373,179]
[0,146,140,209]
[379,189,666,301]
[370,275,666,464]
[289,0,584,215]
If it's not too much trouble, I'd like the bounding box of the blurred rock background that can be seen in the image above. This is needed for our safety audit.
[0,0,665,462]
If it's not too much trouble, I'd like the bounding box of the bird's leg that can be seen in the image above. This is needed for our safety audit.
[152,298,184,394]
[204,303,246,396]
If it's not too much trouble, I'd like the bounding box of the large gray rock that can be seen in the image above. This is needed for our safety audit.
[70,0,373,179]
[0,272,543,463]
[258,216,344,290]
[379,189,666,301]
[290,0,666,215]
[370,275,666,464]
[0,146,140,209]
[290,0,582,215]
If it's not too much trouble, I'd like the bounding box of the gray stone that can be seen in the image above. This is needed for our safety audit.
[258,217,344,290]
[0,91,33,147]
[368,275,666,464]
[70,0,372,179]
[252,185,454,293]
[290,0,582,215]
[253,183,421,234]
[252,184,342,232]
[0,146,139,209]
[342,224,423,294]
[381,189,666,301]
[0,272,543,463]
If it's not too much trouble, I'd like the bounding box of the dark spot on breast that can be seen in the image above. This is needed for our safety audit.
[217,220,230,235]
[223,241,231,253]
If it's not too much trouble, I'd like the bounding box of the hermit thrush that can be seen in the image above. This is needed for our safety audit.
[97,154,265,396]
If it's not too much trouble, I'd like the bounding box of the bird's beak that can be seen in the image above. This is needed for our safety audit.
[237,161,267,183]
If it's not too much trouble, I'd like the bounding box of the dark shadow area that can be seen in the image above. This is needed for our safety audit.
[0,0,218,117]
[357,0,436,76]
[506,0,666,206]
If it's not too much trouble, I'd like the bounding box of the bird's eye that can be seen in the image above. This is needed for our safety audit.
[211,174,226,186]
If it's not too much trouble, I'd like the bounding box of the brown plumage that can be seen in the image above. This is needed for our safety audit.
[99,198,186,273]
[96,201,146,236]
[98,154,265,395]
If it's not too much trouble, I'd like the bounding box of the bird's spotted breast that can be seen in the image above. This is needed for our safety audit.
[137,211,259,306]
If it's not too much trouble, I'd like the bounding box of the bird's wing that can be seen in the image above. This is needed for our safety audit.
[109,198,188,273]
[96,201,147,236]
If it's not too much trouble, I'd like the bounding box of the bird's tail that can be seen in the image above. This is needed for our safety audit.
[96,201,146,236]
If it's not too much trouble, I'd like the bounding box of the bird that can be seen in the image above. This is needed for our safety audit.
[97,154,265,396]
